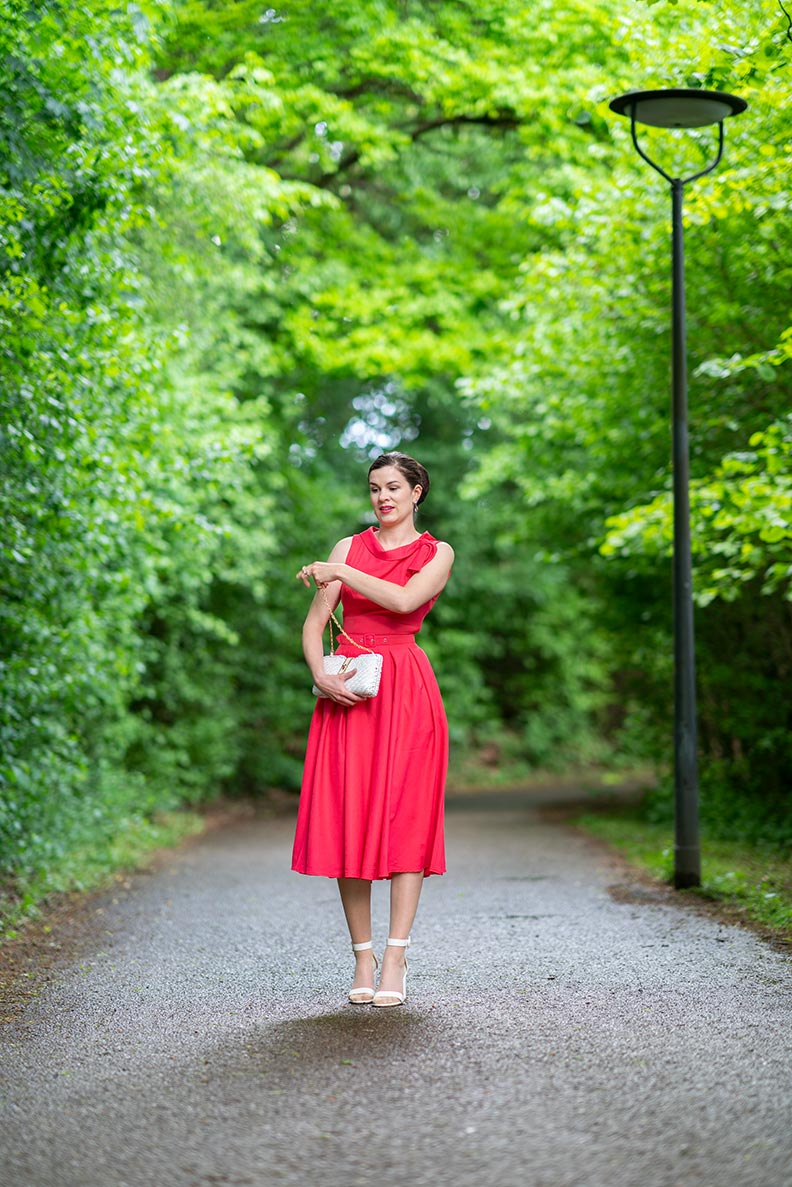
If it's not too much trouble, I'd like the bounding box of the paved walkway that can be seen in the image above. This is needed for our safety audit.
[1,790,790,1187]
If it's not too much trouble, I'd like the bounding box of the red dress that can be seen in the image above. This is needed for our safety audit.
[292,528,448,880]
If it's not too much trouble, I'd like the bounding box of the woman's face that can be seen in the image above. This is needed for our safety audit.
[368,465,421,528]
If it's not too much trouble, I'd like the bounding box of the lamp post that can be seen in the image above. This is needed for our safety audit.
[608,88,747,889]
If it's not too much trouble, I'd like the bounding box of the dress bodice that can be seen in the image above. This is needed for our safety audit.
[341,528,442,636]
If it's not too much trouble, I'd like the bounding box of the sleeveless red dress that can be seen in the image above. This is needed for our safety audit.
[291,528,448,880]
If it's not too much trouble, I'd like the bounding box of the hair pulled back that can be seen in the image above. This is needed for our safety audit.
[368,452,430,506]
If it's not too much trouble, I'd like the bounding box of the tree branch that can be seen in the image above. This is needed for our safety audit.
[409,112,522,139]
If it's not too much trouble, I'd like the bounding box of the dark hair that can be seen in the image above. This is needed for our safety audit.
[368,452,430,506]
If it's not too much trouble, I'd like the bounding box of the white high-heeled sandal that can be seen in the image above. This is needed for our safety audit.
[349,940,379,1005]
[372,936,410,1008]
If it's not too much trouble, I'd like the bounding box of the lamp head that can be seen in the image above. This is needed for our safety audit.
[609,88,747,129]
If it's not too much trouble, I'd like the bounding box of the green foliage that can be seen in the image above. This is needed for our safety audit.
[459,0,792,826]
[0,0,288,901]
[3,0,791,917]
[577,809,792,938]
[1,808,205,938]
[603,416,792,603]
[148,0,635,768]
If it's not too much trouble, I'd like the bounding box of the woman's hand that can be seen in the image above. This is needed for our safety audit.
[297,561,344,588]
[311,667,365,707]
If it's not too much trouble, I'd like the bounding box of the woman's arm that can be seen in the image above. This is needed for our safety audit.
[298,541,454,615]
[300,537,365,706]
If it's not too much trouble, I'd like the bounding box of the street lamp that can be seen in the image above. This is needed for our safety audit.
[608,88,747,889]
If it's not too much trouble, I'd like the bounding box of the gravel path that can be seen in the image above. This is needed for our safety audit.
[1,790,790,1187]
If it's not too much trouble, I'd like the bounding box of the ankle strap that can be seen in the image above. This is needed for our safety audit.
[385,936,410,948]
[352,940,374,952]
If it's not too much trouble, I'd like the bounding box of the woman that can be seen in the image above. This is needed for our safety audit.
[293,452,454,1007]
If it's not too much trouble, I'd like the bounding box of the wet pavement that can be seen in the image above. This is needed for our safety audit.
[1,789,790,1187]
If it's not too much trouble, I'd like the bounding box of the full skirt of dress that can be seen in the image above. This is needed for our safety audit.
[291,639,448,880]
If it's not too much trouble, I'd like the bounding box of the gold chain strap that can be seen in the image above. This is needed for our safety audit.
[319,586,377,657]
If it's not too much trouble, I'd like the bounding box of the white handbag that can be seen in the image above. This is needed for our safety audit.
[312,588,383,698]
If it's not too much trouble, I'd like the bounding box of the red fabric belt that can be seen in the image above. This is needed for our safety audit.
[342,633,417,647]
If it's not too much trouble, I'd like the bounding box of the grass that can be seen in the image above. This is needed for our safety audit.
[447,745,648,795]
[1,809,206,942]
[576,808,792,941]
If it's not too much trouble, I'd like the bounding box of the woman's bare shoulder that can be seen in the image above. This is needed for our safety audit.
[328,535,354,561]
[434,540,455,562]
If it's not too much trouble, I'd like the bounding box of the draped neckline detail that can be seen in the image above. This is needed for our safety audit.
[360,526,433,557]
